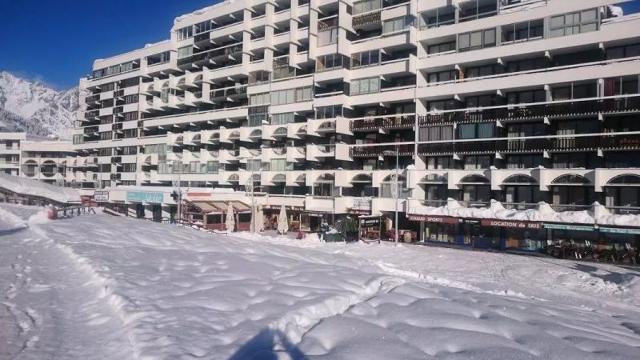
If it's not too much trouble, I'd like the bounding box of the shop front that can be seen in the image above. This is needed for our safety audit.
[480,219,545,252]
[409,215,459,245]
[358,216,383,241]
[263,205,305,232]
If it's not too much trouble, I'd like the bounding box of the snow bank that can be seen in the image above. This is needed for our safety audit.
[409,198,640,226]
[0,205,26,232]
[3,207,640,359]
[0,173,80,204]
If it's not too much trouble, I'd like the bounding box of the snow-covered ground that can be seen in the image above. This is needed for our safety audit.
[1,204,640,359]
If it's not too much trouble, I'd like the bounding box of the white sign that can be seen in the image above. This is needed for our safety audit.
[94,190,109,202]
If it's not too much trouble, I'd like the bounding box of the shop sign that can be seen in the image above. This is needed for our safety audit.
[187,192,211,198]
[481,219,542,229]
[544,223,595,231]
[407,214,458,224]
[599,227,640,235]
[93,190,109,202]
[359,217,381,227]
[126,191,164,203]
[352,198,372,210]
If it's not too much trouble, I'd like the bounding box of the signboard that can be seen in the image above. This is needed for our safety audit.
[599,227,640,235]
[407,214,458,224]
[481,219,542,230]
[352,198,372,210]
[93,190,109,202]
[126,191,164,203]
[359,216,381,228]
[544,223,595,232]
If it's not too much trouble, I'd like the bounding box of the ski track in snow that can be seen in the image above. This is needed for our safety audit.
[1,204,640,359]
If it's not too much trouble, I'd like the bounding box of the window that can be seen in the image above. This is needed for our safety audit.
[123,95,138,104]
[419,125,453,141]
[317,54,344,72]
[147,51,170,66]
[270,87,313,105]
[248,106,268,126]
[206,161,219,174]
[506,155,543,169]
[506,57,546,73]
[506,89,546,104]
[123,112,138,121]
[122,163,137,172]
[606,43,640,59]
[427,41,456,55]
[247,159,262,171]
[194,20,212,34]
[270,159,290,171]
[272,113,295,125]
[177,46,193,59]
[463,156,492,170]
[351,50,380,68]
[459,0,497,22]
[316,105,342,119]
[318,28,338,45]
[465,94,503,107]
[550,9,599,38]
[502,19,544,44]
[427,69,457,83]
[458,28,496,52]
[99,132,112,141]
[121,146,137,155]
[353,0,381,15]
[177,26,193,40]
[383,16,413,34]
[249,93,270,105]
[457,123,494,139]
[351,77,380,95]
[420,6,455,29]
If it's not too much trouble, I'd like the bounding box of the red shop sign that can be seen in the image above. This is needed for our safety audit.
[408,215,459,224]
[481,219,542,230]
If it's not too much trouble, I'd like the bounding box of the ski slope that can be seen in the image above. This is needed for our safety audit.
[1,204,639,359]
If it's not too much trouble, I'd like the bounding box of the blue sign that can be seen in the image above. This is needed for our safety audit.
[599,227,640,235]
[544,223,594,232]
[126,191,164,203]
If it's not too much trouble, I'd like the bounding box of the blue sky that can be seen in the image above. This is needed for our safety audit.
[0,0,639,90]
[0,0,218,89]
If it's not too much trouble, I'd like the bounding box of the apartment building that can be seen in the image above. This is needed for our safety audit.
[75,0,640,255]
[19,140,76,185]
[0,132,25,176]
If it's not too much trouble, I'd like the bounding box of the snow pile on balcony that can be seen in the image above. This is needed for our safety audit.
[2,206,640,359]
[0,173,80,204]
[410,198,640,226]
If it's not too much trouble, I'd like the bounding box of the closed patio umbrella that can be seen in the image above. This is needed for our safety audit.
[225,203,235,233]
[256,206,265,232]
[277,205,288,235]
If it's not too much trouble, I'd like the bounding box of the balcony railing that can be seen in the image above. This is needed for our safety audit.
[351,114,415,132]
[419,95,640,126]
[350,144,414,157]
[417,133,640,155]
[209,85,247,101]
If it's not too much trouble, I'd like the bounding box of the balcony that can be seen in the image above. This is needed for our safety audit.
[350,143,414,158]
[417,133,640,156]
[351,114,415,132]
[419,95,640,126]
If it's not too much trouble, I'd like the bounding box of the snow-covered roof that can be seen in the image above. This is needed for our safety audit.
[0,173,80,204]
[409,199,640,227]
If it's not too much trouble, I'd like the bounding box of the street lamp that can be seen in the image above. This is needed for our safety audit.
[238,156,259,235]
[170,160,182,224]
[383,147,400,246]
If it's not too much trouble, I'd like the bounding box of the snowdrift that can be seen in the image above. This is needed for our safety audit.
[409,198,640,227]
[0,173,80,204]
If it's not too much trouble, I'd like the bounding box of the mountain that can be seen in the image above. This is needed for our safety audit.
[0,71,80,139]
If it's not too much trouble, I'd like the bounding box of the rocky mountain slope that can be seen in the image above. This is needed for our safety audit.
[0,71,80,139]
